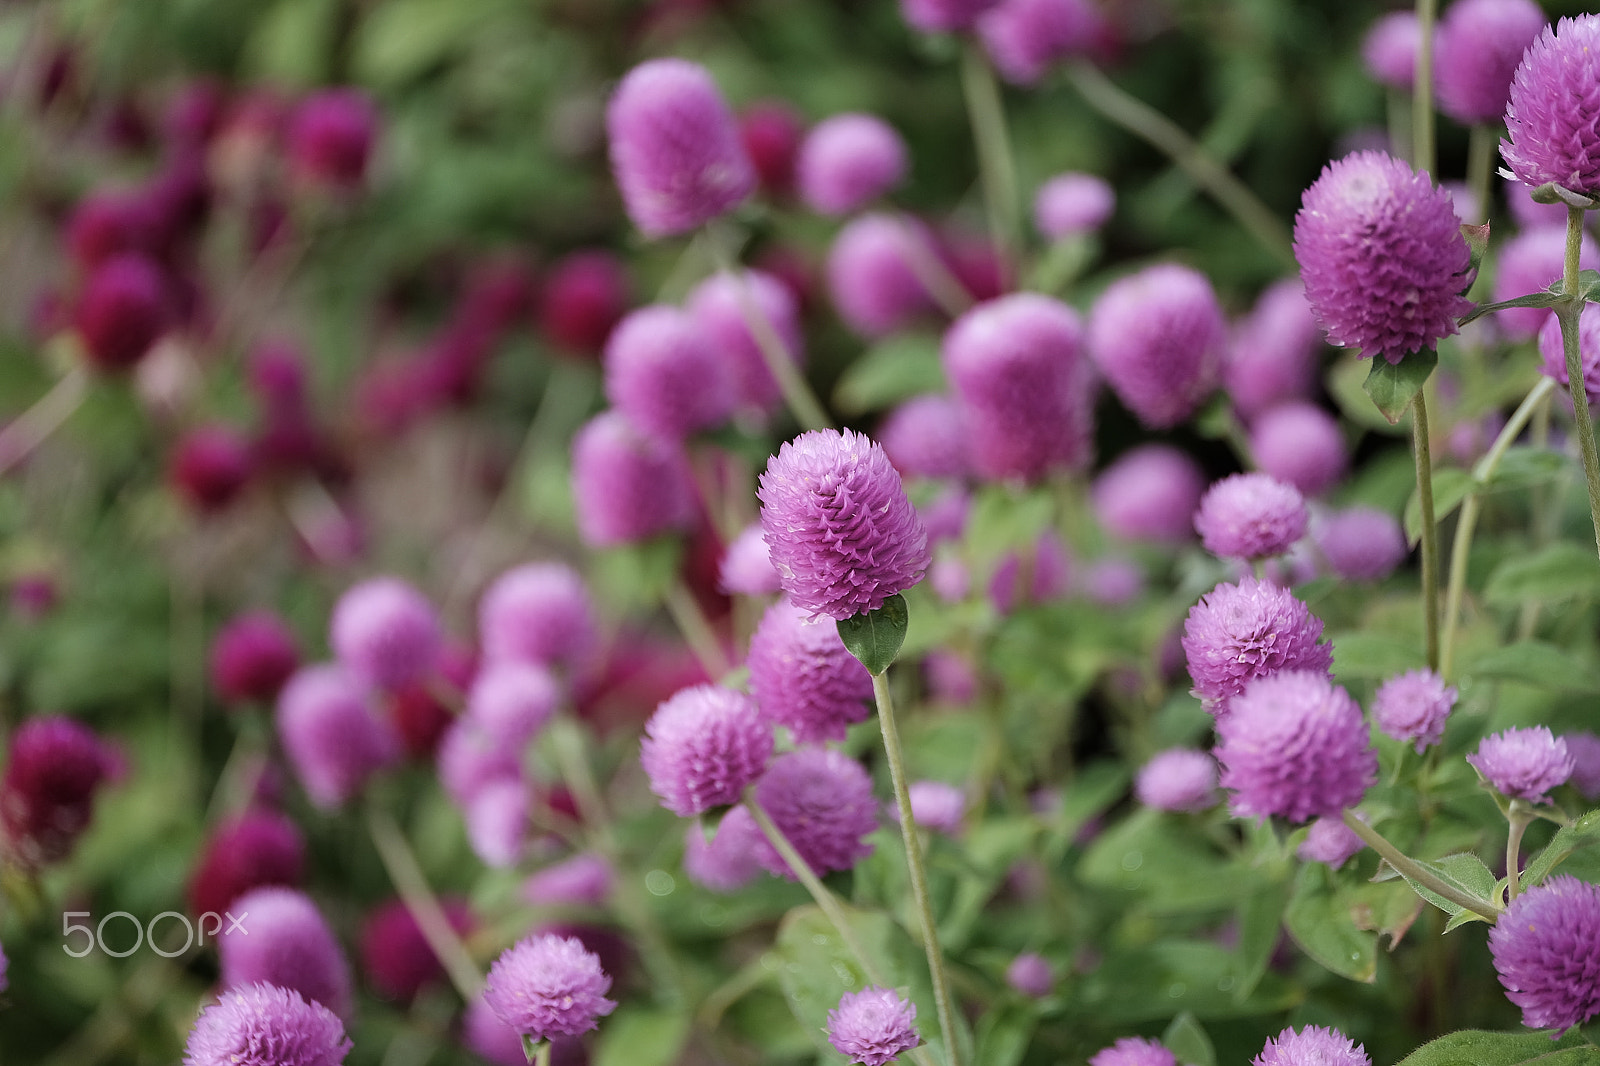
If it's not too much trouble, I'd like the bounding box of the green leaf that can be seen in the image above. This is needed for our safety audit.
[1374,853,1498,920]
[973,1003,1036,1066]
[1484,543,1600,605]
[1459,287,1563,326]
[1329,631,1428,679]
[1392,1028,1600,1066]
[837,594,910,676]
[1405,468,1473,545]
[1522,809,1600,888]
[352,0,501,85]
[1079,808,1253,914]
[1466,642,1600,692]
[1162,1012,1217,1066]
[1283,863,1377,983]
[831,334,945,415]
[593,1008,690,1066]
[1363,349,1438,424]
[1331,355,1409,434]
[1234,875,1291,1000]
[1482,447,1569,491]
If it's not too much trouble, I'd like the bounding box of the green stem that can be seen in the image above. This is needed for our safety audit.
[0,364,86,476]
[663,578,731,679]
[1413,0,1438,175]
[874,671,963,1066]
[1465,125,1494,224]
[534,1039,552,1066]
[1560,204,1600,562]
[1342,810,1500,921]
[895,214,975,318]
[1412,391,1441,671]
[1506,801,1534,901]
[959,42,1020,264]
[366,805,485,1000]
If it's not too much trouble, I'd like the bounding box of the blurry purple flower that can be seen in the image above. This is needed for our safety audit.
[523,853,614,908]
[1468,726,1573,803]
[900,0,1002,33]
[754,748,878,878]
[1006,952,1054,997]
[211,610,300,705]
[1135,749,1219,813]
[467,661,560,749]
[188,809,306,921]
[465,778,531,869]
[827,985,921,1066]
[1298,815,1366,868]
[797,114,908,216]
[1489,874,1600,1034]
[1374,669,1457,752]
[1194,473,1308,561]
[1434,0,1547,127]
[920,486,971,545]
[330,578,440,693]
[1032,172,1114,239]
[978,0,1105,85]
[1494,226,1597,339]
[182,982,351,1066]
[287,89,377,190]
[170,425,255,512]
[741,100,805,198]
[1,715,119,867]
[1183,577,1333,715]
[220,887,352,1018]
[1362,11,1421,91]
[924,649,977,704]
[437,718,522,809]
[1084,557,1145,607]
[1505,175,1571,228]
[1565,731,1600,800]
[539,250,630,358]
[359,897,473,1003]
[748,598,873,743]
[603,305,733,441]
[1092,445,1206,545]
[687,270,805,417]
[989,531,1074,615]
[641,684,772,817]
[75,253,168,371]
[683,805,766,893]
[484,933,617,1042]
[1088,263,1226,428]
[1090,1037,1177,1066]
[571,411,697,548]
[719,523,784,595]
[1538,303,1600,406]
[1226,280,1322,422]
[1253,1026,1370,1066]
[827,214,937,338]
[479,562,596,674]
[1315,507,1409,583]
[67,189,157,270]
[1250,403,1348,497]
[888,780,966,835]
[879,394,970,480]
[276,664,400,808]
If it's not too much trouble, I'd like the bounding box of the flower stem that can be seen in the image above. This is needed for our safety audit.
[1412,391,1441,671]
[1559,204,1600,562]
[959,42,1020,265]
[1342,809,1501,921]
[1465,125,1494,224]
[663,578,731,679]
[0,364,87,475]
[366,805,485,1000]
[1412,0,1438,175]
[1506,801,1534,901]
[896,214,975,319]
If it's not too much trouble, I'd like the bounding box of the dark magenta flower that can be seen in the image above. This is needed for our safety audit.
[1315,507,1409,583]
[740,100,805,198]
[1,716,119,867]
[1183,577,1333,715]
[188,809,306,920]
[538,250,630,358]
[478,562,596,674]
[330,578,441,692]
[754,748,878,877]
[182,982,351,1066]
[827,985,920,1066]
[747,598,873,744]
[211,610,300,705]
[1489,874,1600,1034]
[287,89,377,190]
[570,411,698,548]
[1032,171,1115,239]
[219,887,352,1018]
[1134,749,1219,813]
[977,0,1105,85]
[1090,1038,1177,1066]
[1434,0,1548,127]
[483,933,617,1041]
[1253,1026,1369,1066]
[1249,403,1348,497]
[1373,669,1457,752]
[1194,473,1308,562]
[1088,263,1226,428]
[359,897,473,1003]
[797,113,908,216]
[603,305,733,441]
[170,425,255,512]
[641,684,772,817]
[1468,726,1573,803]
[75,253,168,371]
[1502,15,1600,196]
[67,189,157,269]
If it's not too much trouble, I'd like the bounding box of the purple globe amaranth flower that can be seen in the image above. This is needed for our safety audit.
[1092,445,1206,545]
[1494,226,1599,339]
[1032,171,1115,240]
[1565,731,1600,800]
[484,933,617,1042]
[1006,952,1054,997]
[523,852,614,909]
[539,249,630,358]
[747,598,873,743]
[188,809,307,920]
[686,269,806,417]
[797,113,908,216]
[466,661,560,749]
[900,0,1002,33]
[754,747,879,878]
[1254,1026,1370,1066]
[1298,814,1366,868]
[988,530,1074,615]
[276,664,400,808]
[1250,403,1348,497]
[1088,263,1226,428]
[719,522,784,595]
[287,89,377,191]
[602,305,733,441]
[464,778,531,868]
[1183,577,1333,714]
[890,780,966,835]
[75,253,168,371]
[211,610,300,704]
[607,59,754,238]
[741,100,804,197]
[67,189,158,270]
[1194,472,1309,562]
[827,986,921,1066]
[1315,506,1409,582]
[943,292,1095,480]
[571,411,697,548]
[1090,1037,1177,1066]
[1084,557,1145,607]
[879,394,971,480]
[924,649,977,704]
[1489,874,1600,1034]
[1539,303,1600,406]
[978,0,1105,85]
[683,804,765,892]
[1226,279,1323,423]
[1373,669,1457,752]
[1216,671,1378,823]
[169,424,255,512]
[1294,151,1474,364]
[436,717,521,808]
[1468,726,1574,803]
[220,887,352,1018]
[1362,11,1421,91]
[182,983,351,1066]
[1135,748,1219,813]
[641,684,773,817]
[1,715,120,867]
[329,577,441,691]
[479,562,596,673]
[1435,0,1548,127]
[826,214,937,338]
[1503,16,1600,196]
[757,428,929,621]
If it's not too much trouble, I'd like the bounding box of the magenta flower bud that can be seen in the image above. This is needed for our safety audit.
[741,100,805,198]
[889,780,966,835]
[479,562,596,673]
[828,985,921,1066]
[603,305,734,440]
[220,887,352,1017]
[1216,671,1378,823]
[1565,731,1600,800]
[720,523,784,596]
[1539,303,1600,406]
[75,253,168,371]
[1489,874,1600,1033]
[183,982,351,1066]
[1032,171,1115,240]
[979,0,1104,85]
[1468,726,1573,803]
[1090,1038,1177,1066]
[211,610,299,704]
[1092,445,1206,545]
[286,88,376,192]
[571,411,697,548]
[1373,669,1457,752]
[1294,151,1473,364]
[437,718,522,809]
[1006,952,1054,997]
[1297,814,1366,868]
[1194,472,1308,561]
[606,59,755,238]
[170,424,255,512]
[1362,11,1421,91]
[1254,1026,1370,1066]
[1,716,119,867]
[484,933,617,1042]
[989,531,1074,615]
[797,113,908,216]
[758,428,929,620]
[359,897,473,1003]
[943,292,1095,480]
[1494,226,1599,339]
[1226,280,1322,423]
[188,810,307,920]
[686,269,806,416]
[641,684,773,817]
[523,853,613,908]
[67,189,156,269]
[1435,0,1547,126]
[276,664,400,808]
[1315,506,1409,582]
[747,598,873,743]
[826,213,937,338]
[1503,16,1600,196]
[465,778,531,868]
[1249,403,1348,497]
[330,577,441,691]
[467,661,560,749]
[539,250,630,358]
[754,747,878,877]
[683,804,765,892]
[1134,748,1219,813]
[1183,576,1333,716]
[1088,263,1226,428]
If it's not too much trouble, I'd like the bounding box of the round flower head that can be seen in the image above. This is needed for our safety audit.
[1538,303,1600,406]
[719,522,783,595]
[1362,11,1421,91]
[67,189,157,270]
[1565,731,1600,800]
[797,113,908,216]
[890,780,966,835]
[1006,952,1053,997]
[287,89,376,191]
[1226,279,1322,422]
[1033,171,1115,240]
[900,0,1002,33]
[330,578,440,692]
[683,804,766,892]
[1134,748,1219,813]
[943,292,1095,480]
[479,562,596,673]
[1216,671,1378,823]
[1489,874,1600,1034]
[754,748,879,878]
[1254,1026,1370,1066]
[641,684,773,817]
[1294,151,1473,364]
[219,887,352,1018]
[465,778,531,868]
[1467,726,1573,803]
[523,853,614,909]
[571,411,697,548]
[1494,226,1598,339]
[276,664,400,808]
[467,661,560,749]
[1183,577,1333,714]
[826,214,937,338]
[827,986,920,1066]
[606,58,755,238]
[1373,669,1457,752]
[188,809,307,920]
[1084,557,1145,607]
[1090,1037,1177,1066]
[602,305,733,441]
[747,598,873,743]
[1503,16,1600,196]
[1249,403,1348,497]
[879,394,971,480]
[1,715,119,867]
[924,649,978,704]
[182,982,351,1066]
[483,933,617,1041]
[170,425,255,512]
[538,249,630,358]
[1298,814,1366,868]
[757,428,929,620]
[741,100,804,197]
[977,0,1105,85]
[1092,445,1207,545]
[359,897,473,1004]
[1435,0,1548,126]
[1315,506,1409,582]
[686,269,806,417]
[1194,473,1309,561]
[436,718,521,808]
[75,253,168,371]
[211,610,300,705]
[1088,263,1226,428]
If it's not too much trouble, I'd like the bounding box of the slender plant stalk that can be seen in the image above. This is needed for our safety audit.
[1413,0,1438,175]
[535,1040,553,1066]
[959,42,1020,263]
[366,806,485,1000]
[1506,802,1534,901]
[895,214,974,318]
[1412,392,1441,671]
[1559,204,1600,561]
[1519,391,1558,640]
[0,364,86,476]
[663,578,731,679]
[1342,810,1501,921]
[1465,125,1494,224]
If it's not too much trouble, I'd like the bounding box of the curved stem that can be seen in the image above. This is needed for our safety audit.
[1559,205,1600,561]
[366,805,485,1000]
[895,215,974,319]
[1412,392,1441,671]
[0,365,87,475]
[1465,125,1494,224]
[1506,802,1534,901]
[1342,810,1500,922]
[1412,0,1438,176]
[959,42,1020,264]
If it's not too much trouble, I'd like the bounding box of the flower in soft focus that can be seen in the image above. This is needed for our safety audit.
[436,717,520,809]
[1538,303,1600,407]
[219,887,353,1018]
[1298,814,1366,868]
[747,598,873,743]
[170,424,255,512]
[287,89,377,190]
[1084,557,1145,607]
[182,983,351,1066]
[740,100,805,197]
[978,0,1105,85]
[1494,227,1598,340]
[1362,11,1420,91]
[603,305,734,441]
[1226,280,1323,422]
[1434,0,1548,127]
[797,113,908,216]
[1489,874,1600,1034]
[887,780,966,835]
[1293,151,1473,364]
[359,897,473,1003]
[1088,263,1226,428]
[1253,1025,1370,1066]
[330,578,441,692]
[1468,727,1574,803]
[1092,445,1206,545]
[1183,577,1333,715]
[607,59,755,238]
[1373,669,1457,753]
[571,411,698,548]
[523,853,614,908]
[899,0,1002,33]
[754,747,879,877]
[878,394,971,480]
[1,715,119,867]
[211,610,300,704]
[686,269,806,417]
[1135,749,1219,813]
[1566,731,1600,800]
[67,189,157,270]
[1090,1037,1177,1066]
[538,250,630,358]
[1503,16,1600,196]
[484,933,617,1042]
[988,531,1074,615]
[683,804,766,892]
[826,214,937,338]
[464,778,532,869]
[188,809,306,920]
[1006,952,1054,997]
[943,292,1095,480]
[827,985,921,1066]
[1194,473,1308,562]
[1216,670,1377,823]
[641,684,773,817]
[719,523,783,595]
[466,661,560,749]
[1315,507,1409,582]
[757,428,929,621]
[1032,171,1115,239]
[75,253,168,371]
[276,664,400,809]
[1249,403,1348,497]
[479,562,596,674]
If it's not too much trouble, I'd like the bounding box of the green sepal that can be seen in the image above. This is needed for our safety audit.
[837,594,910,677]
[1362,348,1438,424]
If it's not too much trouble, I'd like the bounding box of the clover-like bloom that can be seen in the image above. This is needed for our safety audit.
[1315,506,1409,583]
[1225,279,1322,422]
[641,685,773,817]
[1134,748,1219,813]
[483,933,617,1042]
[826,214,937,338]
[188,810,307,921]
[1362,11,1420,91]
[1298,815,1366,868]
[1373,669,1457,753]
[466,661,560,749]
[602,305,733,441]
[683,805,766,893]
[827,986,921,1066]
[879,394,971,480]
[1088,263,1226,428]
[478,562,596,673]
[1249,403,1348,497]
[1032,171,1115,238]
[219,888,353,1018]
[1435,0,1548,126]
[1,715,120,868]
[797,113,908,216]
[570,411,697,548]
[183,983,351,1066]
[1503,16,1600,196]
[1253,1025,1370,1066]
[687,270,805,416]
[1090,1037,1177,1066]
[758,428,929,620]
[1195,473,1308,561]
[1216,671,1377,823]
[891,780,967,835]
[276,664,400,809]
[1468,726,1574,804]
[754,748,879,878]
[1006,952,1054,998]
[1294,151,1473,364]
[1182,577,1333,714]
[329,578,441,692]
[1538,303,1600,407]
[464,778,531,869]
[748,598,873,743]
[1489,875,1600,1034]
[978,0,1105,85]
[719,522,784,595]
[211,611,300,705]
[1092,445,1206,545]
